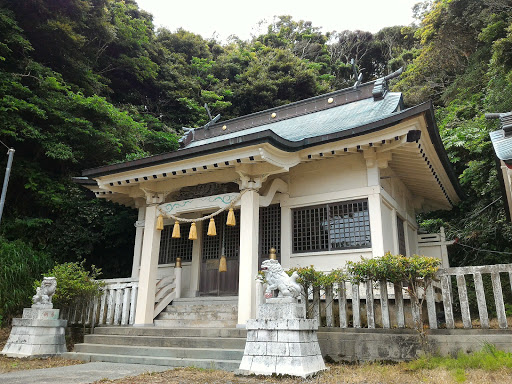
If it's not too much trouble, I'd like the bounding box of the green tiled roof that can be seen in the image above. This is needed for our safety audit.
[185,92,403,149]
[491,129,512,161]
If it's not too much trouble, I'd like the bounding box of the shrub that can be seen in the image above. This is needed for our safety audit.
[35,260,104,311]
[0,237,54,324]
[347,252,441,284]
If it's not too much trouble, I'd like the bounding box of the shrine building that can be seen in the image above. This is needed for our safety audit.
[76,73,463,327]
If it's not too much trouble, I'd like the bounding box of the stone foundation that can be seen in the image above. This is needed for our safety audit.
[238,298,326,377]
[1,308,67,358]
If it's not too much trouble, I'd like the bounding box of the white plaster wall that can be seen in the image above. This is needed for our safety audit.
[418,244,442,259]
[381,202,395,254]
[289,154,367,198]
[288,250,373,272]
[407,225,418,255]
[282,154,374,271]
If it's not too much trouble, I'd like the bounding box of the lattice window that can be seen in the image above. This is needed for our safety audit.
[397,215,406,255]
[202,218,221,261]
[259,204,281,260]
[158,223,193,264]
[292,199,371,253]
[202,210,240,260]
[223,210,240,259]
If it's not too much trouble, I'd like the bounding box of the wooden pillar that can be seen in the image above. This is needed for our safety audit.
[279,195,291,269]
[188,221,202,296]
[131,205,146,279]
[134,203,162,325]
[237,188,260,326]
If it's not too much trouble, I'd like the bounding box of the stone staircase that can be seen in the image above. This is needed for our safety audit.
[64,296,245,371]
[154,296,239,328]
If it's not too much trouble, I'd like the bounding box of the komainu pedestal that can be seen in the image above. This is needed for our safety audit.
[238,297,326,378]
[1,277,67,358]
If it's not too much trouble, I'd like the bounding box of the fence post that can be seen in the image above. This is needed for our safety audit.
[491,272,508,329]
[456,274,472,329]
[99,289,107,325]
[394,283,405,328]
[121,287,131,325]
[379,280,390,329]
[113,289,123,325]
[366,280,375,329]
[255,279,265,316]
[129,283,138,325]
[313,286,321,325]
[425,281,437,329]
[440,275,455,329]
[473,272,489,329]
[175,259,182,299]
[352,283,361,328]
[338,281,348,328]
[325,285,333,327]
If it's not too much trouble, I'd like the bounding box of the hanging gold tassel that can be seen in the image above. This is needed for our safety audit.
[207,218,217,236]
[172,221,181,238]
[188,222,197,240]
[226,208,236,226]
[219,255,227,272]
[156,214,164,231]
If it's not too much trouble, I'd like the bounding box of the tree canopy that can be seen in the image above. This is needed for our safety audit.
[0,0,511,283]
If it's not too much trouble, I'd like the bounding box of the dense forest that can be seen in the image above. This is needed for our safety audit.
[0,0,512,319]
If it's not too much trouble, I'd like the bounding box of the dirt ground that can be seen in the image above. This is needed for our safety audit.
[0,327,82,373]
[92,364,512,384]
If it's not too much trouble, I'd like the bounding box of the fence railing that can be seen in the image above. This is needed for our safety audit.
[63,268,181,326]
[257,263,512,330]
[65,263,512,330]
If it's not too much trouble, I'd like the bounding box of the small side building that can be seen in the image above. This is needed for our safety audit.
[76,77,462,327]
[490,112,512,220]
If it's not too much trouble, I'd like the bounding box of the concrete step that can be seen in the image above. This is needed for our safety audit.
[155,296,239,328]
[84,334,246,349]
[162,303,238,314]
[92,326,247,338]
[171,296,238,306]
[62,352,241,371]
[74,343,244,360]
[153,319,237,328]
[156,311,237,321]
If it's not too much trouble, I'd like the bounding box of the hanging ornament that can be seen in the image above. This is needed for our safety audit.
[156,214,164,231]
[219,255,227,272]
[188,222,197,240]
[172,221,181,238]
[226,208,236,226]
[207,218,217,236]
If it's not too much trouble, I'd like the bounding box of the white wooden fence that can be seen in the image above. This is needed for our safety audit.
[63,269,180,326]
[66,263,512,330]
[258,263,512,330]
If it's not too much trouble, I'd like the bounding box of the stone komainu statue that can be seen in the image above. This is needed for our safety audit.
[261,259,302,299]
[32,277,57,307]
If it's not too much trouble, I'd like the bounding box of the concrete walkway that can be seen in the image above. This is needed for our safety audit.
[0,362,171,384]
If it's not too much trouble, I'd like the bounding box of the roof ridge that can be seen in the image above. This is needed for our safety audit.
[180,80,381,148]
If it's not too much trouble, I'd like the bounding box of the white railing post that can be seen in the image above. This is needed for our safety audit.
[255,279,265,315]
[175,258,182,299]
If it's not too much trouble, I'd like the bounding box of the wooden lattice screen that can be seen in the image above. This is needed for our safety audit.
[259,204,281,263]
[202,210,241,260]
[159,223,193,264]
[292,199,371,253]
[397,215,406,255]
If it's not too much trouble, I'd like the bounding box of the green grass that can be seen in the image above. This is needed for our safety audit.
[405,343,512,381]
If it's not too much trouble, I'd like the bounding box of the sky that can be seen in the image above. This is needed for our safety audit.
[135,0,420,42]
